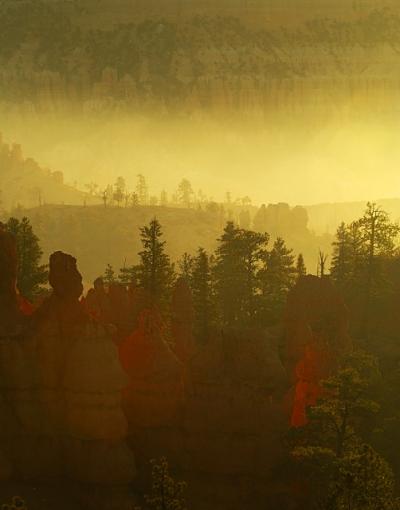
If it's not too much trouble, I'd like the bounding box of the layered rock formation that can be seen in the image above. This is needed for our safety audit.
[0,240,135,503]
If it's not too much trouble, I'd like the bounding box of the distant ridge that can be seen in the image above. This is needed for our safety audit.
[0,134,89,211]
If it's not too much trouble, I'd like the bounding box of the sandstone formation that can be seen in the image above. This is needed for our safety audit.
[0,229,353,509]
[0,243,136,500]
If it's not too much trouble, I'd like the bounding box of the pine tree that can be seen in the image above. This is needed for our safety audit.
[118,264,137,286]
[135,218,175,308]
[239,229,269,324]
[6,217,48,300]
[357,203,400,336]
[291,350,397,510]
[331,204,400,338]
[104,263,116,285]
[177,252,194,281]
[213,222,243,327]
[177,179,194,208]
[191,248,214,343]
[296,253,307,280]
[136,174,148,205]
[144,457,187,510]
[331,222,352,286]
[259,237,296,324]
[113,176,126,207]
[130,192,139,207]
[213,223,268,327]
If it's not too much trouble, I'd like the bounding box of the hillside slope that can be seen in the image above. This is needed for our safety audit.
[0,134,91,210]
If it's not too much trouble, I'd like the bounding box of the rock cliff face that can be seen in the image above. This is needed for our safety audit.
[0,242,135,502]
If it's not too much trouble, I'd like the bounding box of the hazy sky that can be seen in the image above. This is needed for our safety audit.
[3,108,400,206]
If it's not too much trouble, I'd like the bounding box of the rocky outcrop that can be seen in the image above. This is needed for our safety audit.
[0,246,136,494]
[284,275,351,427]
[0,231,353,509]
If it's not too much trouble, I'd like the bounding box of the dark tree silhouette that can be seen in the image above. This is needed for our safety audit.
[5,217,48,300]
[296,253,307,280]
[135,218,175,308]
[104,263,116,285]
[191,248,214,343]
[259,237,295,324]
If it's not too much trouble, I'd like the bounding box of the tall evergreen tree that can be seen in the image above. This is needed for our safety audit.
[357,203,400,336]
[259,237,296,324]
[331,222,352,286]
[136,174,148,205]
[177,179,194,208]
[239,229,269,324]
[296,253,307,280]
[178,252,194,281]
[213,222,267,327]
[104,263,116,285]
[331,204,400,337]
[213,222,243,327]
[136,218,175,308]
[191,248,214,343]
[118,264,137,286]
[113,176,126,207]
[6,217,47,300]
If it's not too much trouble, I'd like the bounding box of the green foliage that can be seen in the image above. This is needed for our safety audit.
[5,217,48,300]
[177,253,194,281]
[291,350,398,510]
[118,264,137,286]
[144,457,187,510]
[104,263,116,285]
[296,253,307,279]
[330,203,400,337]
[191,248,214,343]
[1,496,27,510]
[177,180,194,208]
[213,222,268,327]
[135,218,175,308]
[259,237,296,324]
[113,176,126,207]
